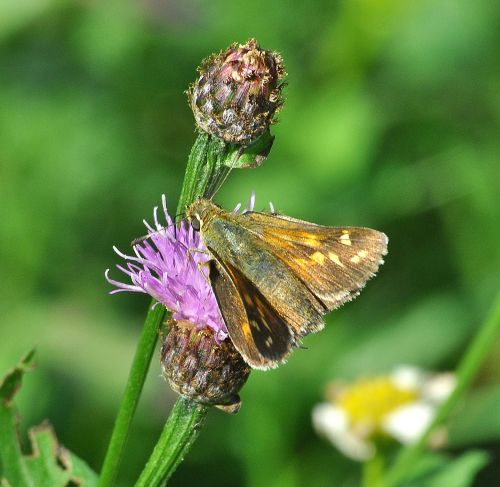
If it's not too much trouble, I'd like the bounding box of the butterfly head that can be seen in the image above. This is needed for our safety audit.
[186,198,222,232]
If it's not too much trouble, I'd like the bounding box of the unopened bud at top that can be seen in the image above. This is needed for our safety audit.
[188,38,286,145]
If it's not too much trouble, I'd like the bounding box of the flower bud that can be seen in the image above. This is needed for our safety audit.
[188,38,286,145]
[161,319,250,413]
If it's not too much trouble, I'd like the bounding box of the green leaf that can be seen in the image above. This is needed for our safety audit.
[401,452,449,484]
[0,348,36,405]
[447,384,500,447]
[226,130,275,169]
[425,451,489,487]
[0,350,37,487]
[22,422,98,487]
[0,351,98,487]
[403,451,489,487]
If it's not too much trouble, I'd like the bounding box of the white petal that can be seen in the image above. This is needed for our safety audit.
[382,402,434,444]
[423,373,456,403]
[312,403,375,461]
[312,403,348,434]
[390,365,426,391]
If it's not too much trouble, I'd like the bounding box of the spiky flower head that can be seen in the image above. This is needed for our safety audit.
[188,38,286,145]
[161,319,250,413]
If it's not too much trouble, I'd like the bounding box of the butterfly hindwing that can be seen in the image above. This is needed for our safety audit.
[208,259,293,369]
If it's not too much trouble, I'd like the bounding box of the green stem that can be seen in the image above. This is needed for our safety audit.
[134,397,208,487]
[381,291,500,487]
[98,300,166,487]
[362,452,385,487]
[177,131,233,212]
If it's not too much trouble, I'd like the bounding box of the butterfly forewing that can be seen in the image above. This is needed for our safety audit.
[236,211,388,313]
[208,259,293,369]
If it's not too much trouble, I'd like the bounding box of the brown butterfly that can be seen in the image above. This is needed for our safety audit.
[185,198,388,370]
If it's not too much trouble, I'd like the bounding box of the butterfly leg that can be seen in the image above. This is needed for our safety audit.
[195,260,212,285]
[185,247,209,262]
[183,246,211,273]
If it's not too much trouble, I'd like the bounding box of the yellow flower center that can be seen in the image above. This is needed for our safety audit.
[337,377,418,437]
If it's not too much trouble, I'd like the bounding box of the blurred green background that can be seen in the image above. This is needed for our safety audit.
[1,0,499,485]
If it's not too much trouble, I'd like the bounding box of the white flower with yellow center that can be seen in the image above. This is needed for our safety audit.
[312,366,456,461]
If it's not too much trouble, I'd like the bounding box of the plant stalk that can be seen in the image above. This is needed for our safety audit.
[98,301,166,487]
[381,291,500,487]
[134,397,208,487]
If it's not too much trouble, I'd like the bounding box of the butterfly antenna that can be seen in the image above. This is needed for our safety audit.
[130,220,179,247]
[131,234,150,246]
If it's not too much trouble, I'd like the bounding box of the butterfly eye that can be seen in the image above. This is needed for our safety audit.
[191,216,201,232]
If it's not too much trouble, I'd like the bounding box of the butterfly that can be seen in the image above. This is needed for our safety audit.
[185,198,388,370]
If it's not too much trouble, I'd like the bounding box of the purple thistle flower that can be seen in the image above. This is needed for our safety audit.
[105,195,230,342]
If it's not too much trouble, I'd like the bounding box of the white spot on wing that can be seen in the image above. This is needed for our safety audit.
[339,233,352,246]
[328,252,344,267]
